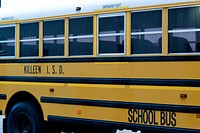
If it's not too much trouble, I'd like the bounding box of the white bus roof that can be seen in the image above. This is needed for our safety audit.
[0,0,196,21]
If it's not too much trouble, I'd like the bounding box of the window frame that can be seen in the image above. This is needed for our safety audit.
[168,6,200,54]
[0,24,16,58]
[43,19,65,57]
[131,9,162,55]
[97,12,126,56]
[68,15,94,57]
[19,21,40,58]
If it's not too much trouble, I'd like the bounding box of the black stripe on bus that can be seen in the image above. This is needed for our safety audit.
[0,110,2,115]
[48,115,200,133]
[0,94,6,100]
[1,55,200,63]
[41,96,200,113]
[1,76,200,87]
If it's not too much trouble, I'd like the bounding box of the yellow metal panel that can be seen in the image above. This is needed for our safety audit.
[2,62,200,79]
[0,19,19,25]
[93,14,97,56]
[41,103,200,130]
[126,11,131,56]
[129,85,200,105]
[1,80,200,129]
[15,23,20,58]
[65,18,69,57]
[162,8,168,55]
[39,20,43,57]
[0,81,64,86]
[1,81,200,109]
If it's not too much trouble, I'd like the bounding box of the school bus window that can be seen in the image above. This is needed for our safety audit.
[168,6,200,53]
[20,22,39,57]
[98,13,125,54]
[131,10,162,54]
[43,19,64,56]
[69,16,93,56]
[0,26,15,57]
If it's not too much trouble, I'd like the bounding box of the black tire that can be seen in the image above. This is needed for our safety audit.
[6,102,44,133]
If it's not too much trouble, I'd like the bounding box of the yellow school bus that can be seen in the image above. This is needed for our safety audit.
[1,0,200,132]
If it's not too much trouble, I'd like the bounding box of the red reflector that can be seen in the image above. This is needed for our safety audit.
[76,110,81,115]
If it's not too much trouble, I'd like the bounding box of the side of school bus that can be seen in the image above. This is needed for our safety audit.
[1,0,200,132]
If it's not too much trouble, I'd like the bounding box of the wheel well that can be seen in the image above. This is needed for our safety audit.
[5,91,44,119]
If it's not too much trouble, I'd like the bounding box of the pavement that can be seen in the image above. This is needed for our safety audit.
[117,130,141,133]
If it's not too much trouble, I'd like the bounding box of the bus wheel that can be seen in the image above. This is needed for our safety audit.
[6,102,44,133]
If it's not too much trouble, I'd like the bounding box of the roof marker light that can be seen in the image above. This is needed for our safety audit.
[76,7,81,11]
